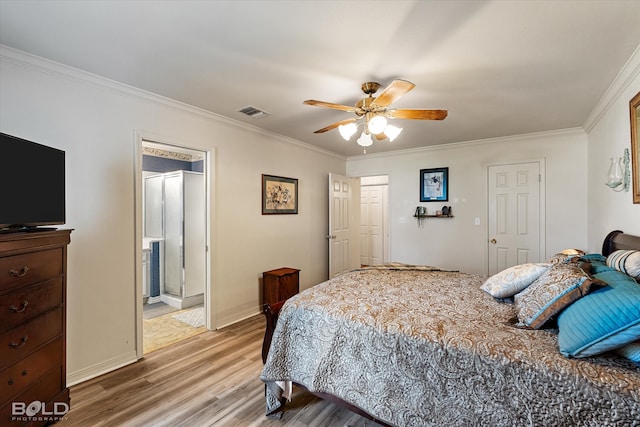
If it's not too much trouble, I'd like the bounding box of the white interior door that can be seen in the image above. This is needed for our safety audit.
[488,161,542,275]
[360,184,388,266]
[328,173,360,277]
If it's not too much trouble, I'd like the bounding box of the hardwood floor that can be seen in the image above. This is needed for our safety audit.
[58,314,383,427]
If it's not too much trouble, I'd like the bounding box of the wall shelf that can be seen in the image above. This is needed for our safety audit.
[413,214,454,219]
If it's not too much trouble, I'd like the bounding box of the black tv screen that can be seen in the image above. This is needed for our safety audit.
[0,132,66,230]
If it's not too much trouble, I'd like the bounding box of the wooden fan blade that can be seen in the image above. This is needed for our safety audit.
[389,109,448,120]
[304,99,355,112]
[313,118,357,134]
[375,133,387,141]
[373,80,415,107]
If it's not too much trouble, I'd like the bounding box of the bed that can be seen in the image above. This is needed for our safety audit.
[260,230,640,426]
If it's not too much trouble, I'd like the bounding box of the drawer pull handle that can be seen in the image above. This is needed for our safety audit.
[9,301,29,313]
[8,379,14,386]
[9,266,29,278]
[9,336,28,349]
[21,370,28,377]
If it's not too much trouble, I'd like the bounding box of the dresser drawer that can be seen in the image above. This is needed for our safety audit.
[0,307,63,370]
[0,279,63,333]
[0,339,62,403]
[0,249,63,293]
[0,367,63,426]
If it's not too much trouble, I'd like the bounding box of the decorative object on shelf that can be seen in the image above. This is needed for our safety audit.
[262,174,298,214]
[413,205,453,226]
[414,206,427,227]
[420,167,449,202]
[605,148,630,192]
[630,90,640,203]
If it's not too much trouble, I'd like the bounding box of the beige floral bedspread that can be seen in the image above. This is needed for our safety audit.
[260,267,640,427]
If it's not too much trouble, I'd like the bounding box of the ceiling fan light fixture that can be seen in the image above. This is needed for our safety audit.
[356,131,373,147]
[385,125,403,142]
[338,123,358,141]
[367,115,387,135]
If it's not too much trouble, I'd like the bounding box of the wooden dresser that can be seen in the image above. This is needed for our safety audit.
[0,230,71,426]
[263,267,300,305]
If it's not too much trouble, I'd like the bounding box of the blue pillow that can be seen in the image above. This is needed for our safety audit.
[616,340,640,363]
[557,270,640,358]
[578,254,613,274]
[580,253,606,262]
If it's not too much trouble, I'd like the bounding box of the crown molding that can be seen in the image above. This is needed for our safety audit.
[583,43,640,132]
[347,127,586,161]
[0,45,345,161]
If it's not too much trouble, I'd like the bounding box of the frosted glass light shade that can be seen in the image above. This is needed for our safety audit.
[338,123,358,140]
[385,125,403,142]
[367,115,387,134]
[356,131,373,147]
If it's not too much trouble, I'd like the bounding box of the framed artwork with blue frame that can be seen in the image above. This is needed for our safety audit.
[420,167,448,202]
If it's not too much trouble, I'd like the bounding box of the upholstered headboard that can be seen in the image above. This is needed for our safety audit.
[602,230,640,256]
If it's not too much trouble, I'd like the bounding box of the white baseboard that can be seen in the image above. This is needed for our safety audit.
[146,295,161,304]
[215,307,260,330]
[66,350,138,387]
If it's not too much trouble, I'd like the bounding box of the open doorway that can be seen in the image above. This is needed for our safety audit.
[136,138,210,355]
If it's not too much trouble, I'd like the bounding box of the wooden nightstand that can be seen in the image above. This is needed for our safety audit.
[263,268,300,305]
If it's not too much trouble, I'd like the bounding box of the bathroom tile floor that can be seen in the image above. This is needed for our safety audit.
[143,303,205,354]
[143,301,178,319]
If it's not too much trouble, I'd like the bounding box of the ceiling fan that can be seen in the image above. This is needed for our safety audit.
[304,79,447,151]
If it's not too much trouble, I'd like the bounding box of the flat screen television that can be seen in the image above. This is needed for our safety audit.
[0,132,66,231]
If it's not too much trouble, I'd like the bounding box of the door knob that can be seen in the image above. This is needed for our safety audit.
[490,239,497,244]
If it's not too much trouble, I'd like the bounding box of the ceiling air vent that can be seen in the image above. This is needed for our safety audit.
[236,105,270,118]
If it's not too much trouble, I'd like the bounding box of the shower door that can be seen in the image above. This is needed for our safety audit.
[163,171,206,298]
[163,174,183,296]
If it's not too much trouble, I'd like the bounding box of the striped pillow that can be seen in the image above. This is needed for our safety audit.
[606,250,640,280]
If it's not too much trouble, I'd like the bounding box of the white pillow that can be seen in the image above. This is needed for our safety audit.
[606,250,640,280]
[481,263,552,298]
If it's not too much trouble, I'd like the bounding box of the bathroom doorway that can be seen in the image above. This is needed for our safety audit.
[135,137,211,356]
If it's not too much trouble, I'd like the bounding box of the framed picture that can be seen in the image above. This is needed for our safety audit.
[420,167,449,202]
[631,90,640,204]
[262,174,298,214]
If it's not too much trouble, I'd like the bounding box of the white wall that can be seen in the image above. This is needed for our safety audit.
[0,47,345,383]
[586,46,640,249]
[2,41,637,386]
[347,129,589,275]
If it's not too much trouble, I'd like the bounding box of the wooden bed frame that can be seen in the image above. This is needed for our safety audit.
[261,230,640,425]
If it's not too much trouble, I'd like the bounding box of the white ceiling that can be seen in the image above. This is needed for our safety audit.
[1,0,639,157]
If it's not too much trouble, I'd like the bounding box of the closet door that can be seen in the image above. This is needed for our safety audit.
[163,173,183,297]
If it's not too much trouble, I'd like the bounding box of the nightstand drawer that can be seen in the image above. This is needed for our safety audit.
[0,307,63,370]
[0,248,63,293]
[0,279,63,333]
[0,338,62,403]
